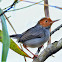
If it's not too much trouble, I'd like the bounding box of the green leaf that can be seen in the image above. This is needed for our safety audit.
[0,30,30,58]
[0,8,10,62]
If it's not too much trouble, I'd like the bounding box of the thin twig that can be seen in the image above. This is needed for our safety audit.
[0,0,18,16]
[5,1,62,12]
[8,0,44,12]
[3,0,62,11]
[4,14,17,34]
[3,1,19,10]
[23,0,62,10]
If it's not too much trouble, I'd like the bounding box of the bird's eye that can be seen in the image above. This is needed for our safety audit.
[45,20,48,23]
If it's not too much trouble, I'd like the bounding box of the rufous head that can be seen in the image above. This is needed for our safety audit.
[38,18,60,27]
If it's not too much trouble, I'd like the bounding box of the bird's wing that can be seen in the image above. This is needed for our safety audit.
[19,25,45,42]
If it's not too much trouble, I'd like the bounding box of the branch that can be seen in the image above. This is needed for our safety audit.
[0,0,18,16]
[50,24,62,36]
[33,38,62,62]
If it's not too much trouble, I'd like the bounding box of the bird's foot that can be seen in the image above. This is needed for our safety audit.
[32,55,38,59]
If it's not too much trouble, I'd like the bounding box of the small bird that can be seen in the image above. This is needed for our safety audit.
[10,17,59,58]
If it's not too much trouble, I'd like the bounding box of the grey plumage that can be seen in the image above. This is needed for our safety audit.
[10,24,50,48]
[19,24,45,42]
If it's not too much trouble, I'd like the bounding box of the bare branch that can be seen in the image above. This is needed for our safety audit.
[33,38,62,62]
[50,24,62,36]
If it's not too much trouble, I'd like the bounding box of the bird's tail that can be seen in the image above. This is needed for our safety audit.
[10,34,22,39]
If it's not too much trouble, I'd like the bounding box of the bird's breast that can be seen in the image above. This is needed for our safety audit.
[23,29,50,48]
[43,29,50,42]
[20,25,50,48]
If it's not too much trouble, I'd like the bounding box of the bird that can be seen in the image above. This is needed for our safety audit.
[10,17,60,58]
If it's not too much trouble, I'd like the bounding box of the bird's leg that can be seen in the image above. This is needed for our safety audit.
[36,45,44,55]
[23,44,38,59]
[23,45,34,55]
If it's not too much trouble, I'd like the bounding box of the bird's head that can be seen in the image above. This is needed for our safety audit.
[38,18,60,27]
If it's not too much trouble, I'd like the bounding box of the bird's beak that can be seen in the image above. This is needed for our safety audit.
[52,19,60,23]
[50,19,60,25]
